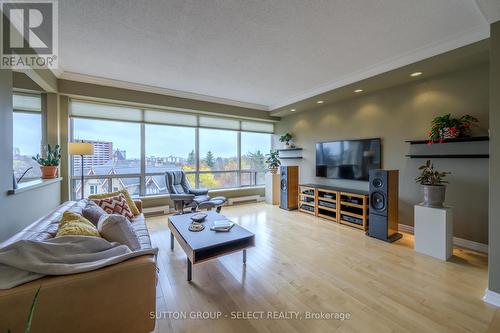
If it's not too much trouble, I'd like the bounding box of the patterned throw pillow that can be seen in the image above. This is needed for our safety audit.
[92,193,134,220]
[88,190,140,216]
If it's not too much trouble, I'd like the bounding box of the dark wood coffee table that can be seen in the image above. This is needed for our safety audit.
[168,211,255,281]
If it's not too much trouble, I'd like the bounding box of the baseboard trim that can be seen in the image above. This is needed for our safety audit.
[143,205,170,216]
[484,289,500,307]
[398,224,488,253]
[227,195,265,205]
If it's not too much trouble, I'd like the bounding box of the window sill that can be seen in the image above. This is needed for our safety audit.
[7,177,62,195]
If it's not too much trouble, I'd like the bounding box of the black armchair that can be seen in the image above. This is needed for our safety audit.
[165,171,226,214]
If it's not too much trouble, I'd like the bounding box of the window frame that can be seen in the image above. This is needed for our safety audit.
[69,100,273,198]
[12,92,44,181]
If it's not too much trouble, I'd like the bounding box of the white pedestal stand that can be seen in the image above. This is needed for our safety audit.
[265,173,280,205]
[414,204,453,261]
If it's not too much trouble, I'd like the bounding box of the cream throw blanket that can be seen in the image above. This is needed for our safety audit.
[0,236,158,289]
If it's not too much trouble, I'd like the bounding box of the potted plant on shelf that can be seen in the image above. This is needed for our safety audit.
[32,144,62,179]
[428,113,478,143]
[279,133,293,148]
[415,160,451,207]
[265,150,281,174]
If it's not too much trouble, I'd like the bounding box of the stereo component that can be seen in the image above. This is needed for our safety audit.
[280,166,299,210]
[367,169,402,242]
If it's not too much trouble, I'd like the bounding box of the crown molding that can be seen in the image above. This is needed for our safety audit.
[58,71,270,111]
[269,24,490,110]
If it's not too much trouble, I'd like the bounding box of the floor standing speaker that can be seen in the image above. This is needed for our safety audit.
[367,169,402,242]
[279,166,298,210]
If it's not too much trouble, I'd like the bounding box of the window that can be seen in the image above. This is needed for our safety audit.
[145,124,196,195]
[89,185,98,195]
[70,100,273,198]
[241,132,270,186]
[199,128,239,189]
[71,118,141,199]
[13,93,42,180]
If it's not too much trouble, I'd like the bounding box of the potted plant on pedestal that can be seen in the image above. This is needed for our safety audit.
[265,150,281,174]
[32,144,62,179]
[279,133,293,148]
[428,114,478,143]
[415,160,451,207]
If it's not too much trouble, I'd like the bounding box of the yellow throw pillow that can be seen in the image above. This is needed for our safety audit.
[89,190,140,216]
[60,211,96,228]
[56,220,101,238]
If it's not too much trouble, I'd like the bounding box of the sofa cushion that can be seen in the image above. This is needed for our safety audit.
[91,194,134,220]
[89,190,140,216]
[97,214,141,251]
[130,214,152,250]
[82,201,107,226]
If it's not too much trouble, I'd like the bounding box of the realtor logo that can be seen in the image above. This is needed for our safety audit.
[1,0,58,69]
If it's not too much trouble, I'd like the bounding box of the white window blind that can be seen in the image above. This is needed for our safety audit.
[144,109,197,126]
[13,93,41,112]
[199,116,240,130]
[71,101,143,122]
[241,120,274,133]
[70,100,274,133]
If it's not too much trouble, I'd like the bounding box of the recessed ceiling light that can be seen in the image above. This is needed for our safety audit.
[317,100,324,104]
[290,108,296,112]
[354,89,363,93]
[410,72,423,77]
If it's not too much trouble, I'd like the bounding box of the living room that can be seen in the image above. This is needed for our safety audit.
[0,1,500,332]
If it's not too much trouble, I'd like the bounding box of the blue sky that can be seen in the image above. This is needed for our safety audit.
[72,119,270,159]
[13,113,42,156]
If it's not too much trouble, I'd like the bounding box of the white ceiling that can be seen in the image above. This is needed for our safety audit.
[58,0,492,111]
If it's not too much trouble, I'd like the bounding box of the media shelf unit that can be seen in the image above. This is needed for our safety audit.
[298,184,369,230]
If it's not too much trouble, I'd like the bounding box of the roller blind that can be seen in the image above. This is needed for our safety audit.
[144,109,197,126]
[71,101,143,121]
[199,116,240,130]
[70,100,274,133]
[241,120,274,133]
[13,93,41,112]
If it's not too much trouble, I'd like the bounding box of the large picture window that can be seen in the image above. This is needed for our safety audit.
[72,118,141,199]
[241,132,270,186]
[13,93,42,180]
[70,100,273,198]
[145,124,196,195]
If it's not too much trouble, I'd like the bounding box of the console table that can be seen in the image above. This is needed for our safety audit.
[298,184,369,230]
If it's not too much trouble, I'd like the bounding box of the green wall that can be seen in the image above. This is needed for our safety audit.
[488,20,500,294]
[275,64,489,244]
[0,70,61,243]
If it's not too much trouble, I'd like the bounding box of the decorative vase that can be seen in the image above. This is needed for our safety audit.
[285,142,291,148]
[439,127,459,139]
[269,167,278,174]
[40,166,58,179]
[422,185,446,207]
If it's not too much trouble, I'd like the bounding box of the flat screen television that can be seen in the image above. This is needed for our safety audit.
[316,138,381,181]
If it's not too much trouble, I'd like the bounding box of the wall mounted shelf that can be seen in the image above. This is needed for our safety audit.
[405,136,489,145]
[406,154,489,159]
[278,147,303,159]
[277,148,303,151]
[405,136,489,159]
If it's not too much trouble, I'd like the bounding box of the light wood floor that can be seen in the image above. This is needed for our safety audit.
[147,202,498,333]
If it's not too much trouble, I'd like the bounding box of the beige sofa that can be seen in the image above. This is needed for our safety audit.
[0,200,157,333]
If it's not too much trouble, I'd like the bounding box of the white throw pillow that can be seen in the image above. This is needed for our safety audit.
[97,214,141,251]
